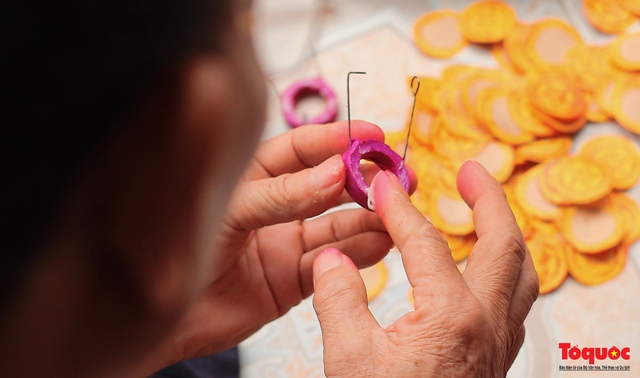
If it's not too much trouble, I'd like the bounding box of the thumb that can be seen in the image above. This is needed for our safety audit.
[312,249,379,368]
[227,155,345,231]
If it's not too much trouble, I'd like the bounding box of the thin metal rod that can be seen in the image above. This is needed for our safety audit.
[347,71,366,141]
[404,76,421,161]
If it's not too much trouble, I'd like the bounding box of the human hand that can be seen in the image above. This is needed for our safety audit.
[159,120,417,363]
[312,161,539,377]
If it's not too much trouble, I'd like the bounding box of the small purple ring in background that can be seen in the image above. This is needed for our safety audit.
[342,139,410,211]
[280,77,338,128]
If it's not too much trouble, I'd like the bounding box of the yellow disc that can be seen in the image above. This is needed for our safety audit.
[610,192,640,245]
[504,22,537,73]
[527,231,568,294]
[476,88,535,145]
[469,140,516,183]
[617,0,640,15]
[504,184,534,239]
[442,232,477,262]
[564,44,616,93]
[567,244,628,286]
[515,164,563,221]
[410,76,441,112]
[612,76,640,134]
[429,189,474,236]
[561,197,624,254]
[583,0,638,34]
[576,134,640,190]
[526,70,588,121]
[515,136,572,164]
[539,157,613,206]
[409,104,438,147]
[413,10,467,58]
[526,18,583,70]
[359,261,388,302]
[508,91,558,138]
[460,0,517,44]
[611,32,640,72]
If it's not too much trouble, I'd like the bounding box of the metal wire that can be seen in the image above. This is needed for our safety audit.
[403,76,421,161]
[347,71,366,141]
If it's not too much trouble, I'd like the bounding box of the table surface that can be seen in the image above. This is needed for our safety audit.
[240,1,640,377]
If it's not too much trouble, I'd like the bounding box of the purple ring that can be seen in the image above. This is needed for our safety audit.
[342,139,410,211]
[280,77,338,128]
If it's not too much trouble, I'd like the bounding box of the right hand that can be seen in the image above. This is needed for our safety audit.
[312,160,539,377]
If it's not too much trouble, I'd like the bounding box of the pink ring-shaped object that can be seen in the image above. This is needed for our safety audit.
[342,138,410,211]
[281,77,338,128]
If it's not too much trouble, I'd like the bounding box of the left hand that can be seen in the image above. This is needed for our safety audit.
[161,120,416,362]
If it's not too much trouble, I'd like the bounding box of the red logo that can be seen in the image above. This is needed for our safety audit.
[559,343,631,365]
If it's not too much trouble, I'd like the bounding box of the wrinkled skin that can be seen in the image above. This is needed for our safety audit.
[313,161,539,377]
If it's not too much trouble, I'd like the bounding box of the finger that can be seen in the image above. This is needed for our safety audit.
[247,120,385,180]
[336,162,419,205]
[504,326,526,373]
[370,170,465,304]
[457,161,528,324]
[226,155,345,231]
[301,208,387,251]
[300,231,393,297]
[312,248,380,367]
[505,251,538,352]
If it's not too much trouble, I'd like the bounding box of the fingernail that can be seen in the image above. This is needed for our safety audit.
[313,248,344,284]
[370,170,402,210]
[311,155,344,190]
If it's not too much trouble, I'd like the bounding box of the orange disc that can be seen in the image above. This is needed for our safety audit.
[585,92,611,123]
[442,232,477,262]
[360,261,388,302]
[476,88,535,145]
[564,44,616,93]
[611,192,640,245]
[515,137,572,164]
[567,244,628,286]
[612,76,640,134]
[532,108,588,134]
[508,91,558,138]
[561,198,624,254]
[617,0,640,15]
[504,184,534,239]
[490,41,520,73]
[409,105,438,147]
[504,22,537,73]
[595,78,617,117]
[539,157,613,206]
[576,134,640,190]
[459,0,517,44]
[411,76,441,112]
[529,217,561,236]
[527,231,568,294]
[432,134,490,162]
[526,18,583,70]
[412,151,458,197]
[515,164,563,221]
[429,189,474,236]
[469,140,516,183]
[460,69,514,119]
[526,71,588,121]
[610,32,640,72]
[385,129,411,156]
[583,0,638,34]
[413,10,467,58]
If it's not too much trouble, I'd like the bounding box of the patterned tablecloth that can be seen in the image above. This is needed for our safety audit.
[241,1,640,376]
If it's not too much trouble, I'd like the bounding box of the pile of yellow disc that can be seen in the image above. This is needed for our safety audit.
[392,0,640,294]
